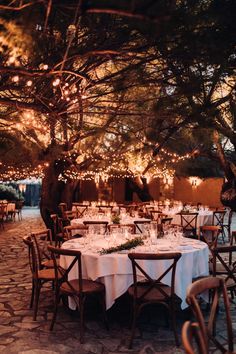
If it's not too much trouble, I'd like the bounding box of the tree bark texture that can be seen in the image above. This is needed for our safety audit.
[40,160,79,228]
[127,177,153,202]
[214,131,236,210]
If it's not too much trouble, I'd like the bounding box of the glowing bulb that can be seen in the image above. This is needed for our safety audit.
[43,64,48,70]
[26,80,33,87]
[8,56,15,64]
[12,76,19,82]
[52,78,60,86]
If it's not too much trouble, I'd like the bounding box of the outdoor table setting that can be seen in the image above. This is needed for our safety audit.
[61,224,209,310]
[162,205,213,230]
[71,211,151,233]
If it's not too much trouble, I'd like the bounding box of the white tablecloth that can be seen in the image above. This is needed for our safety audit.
[61,236,209,310]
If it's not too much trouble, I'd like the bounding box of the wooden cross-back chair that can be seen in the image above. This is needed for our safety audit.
[23,236,56,321]
[133,219,151,233]
[180,212,198,238]
[63,224,88,240]
[0,203,7,229]
[31,229,54,269]
[182,321,207,354]
[50,213,65,246]
[98,205,113,213]
[108,223,135,234]
[63,210,77,222]
[211,245,236,298]
[213,210,227,242]
[83,221,108,234]
[150,210,162,221]
[187,277,234,353]
[48,245,108,344]
[127,252,182,349]
[200,225,221,250]
[72,204,88,218]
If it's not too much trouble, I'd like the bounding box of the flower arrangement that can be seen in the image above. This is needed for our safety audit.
[100,236,144,255]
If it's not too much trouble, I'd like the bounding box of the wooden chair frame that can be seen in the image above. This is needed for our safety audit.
[133,220,151,233]
[128,252,182,348]
[83,221,108,234]
[180,212,198,238]
[182,321,207,354]
[63,224,88,240]
[72,204,88,218]
[213,210,227,242]
[23,236,56,320]
[108,223,135,234]
[48,245,108,343]
[31,229,53,269]
[211,245,236,295]
[187,277,234,353]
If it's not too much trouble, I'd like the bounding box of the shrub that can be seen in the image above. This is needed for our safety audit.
[0,184,24,201]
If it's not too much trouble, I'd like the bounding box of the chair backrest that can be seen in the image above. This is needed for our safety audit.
[180,213,198,232]
[186,277,234,353]
[48,245,83,294]
[182,321,207,354]
[108,223,135,234]
[230,230,236,245]
[63,224,88,240]
[200,225,220,249]
[83,221,108,234]
[50,213,64,235]
[0,203,7,215]
[98,205,113,212]
[133,220,151,233]
[31,229,53,268]
[211,245,236,284]
[161,217,173,225]
[128,252,181,300]
[213,210,226,227]
[58,203,68,218]
[23,235,40,278]
[72,204,88,218]
[64,210,76,221]
[150,210,162,221]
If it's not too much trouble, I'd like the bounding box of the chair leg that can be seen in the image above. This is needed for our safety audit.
[169,302,179,347]
[30,279,35,308]
[128,303,138,349]
[33,282,41,321]
[79,296,85,344]
[99,291,109,330]
[50,290,60,331]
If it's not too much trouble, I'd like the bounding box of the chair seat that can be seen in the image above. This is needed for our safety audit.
[61,279,105,294]
[42,259,59,268]
[128,283,181,303]
[36,268,57,280]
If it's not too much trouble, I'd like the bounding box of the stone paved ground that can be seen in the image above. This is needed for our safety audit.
[0,208,236,354]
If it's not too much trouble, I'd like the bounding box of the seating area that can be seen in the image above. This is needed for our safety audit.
[0,202,235,352]
[1,2,236,352]
[0,200,23,229]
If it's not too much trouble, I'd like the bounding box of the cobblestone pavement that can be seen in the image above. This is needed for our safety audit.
[0,208,235,354]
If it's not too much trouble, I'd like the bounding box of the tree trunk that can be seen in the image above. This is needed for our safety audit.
[214,131,236,210]
[127,177,153,202]
[40,160,79,228]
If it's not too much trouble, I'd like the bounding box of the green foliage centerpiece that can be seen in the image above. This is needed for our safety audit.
[111,214,121,224]
[100,236,144,255]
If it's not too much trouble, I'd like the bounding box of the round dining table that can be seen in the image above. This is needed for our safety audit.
[61,233,209,310]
